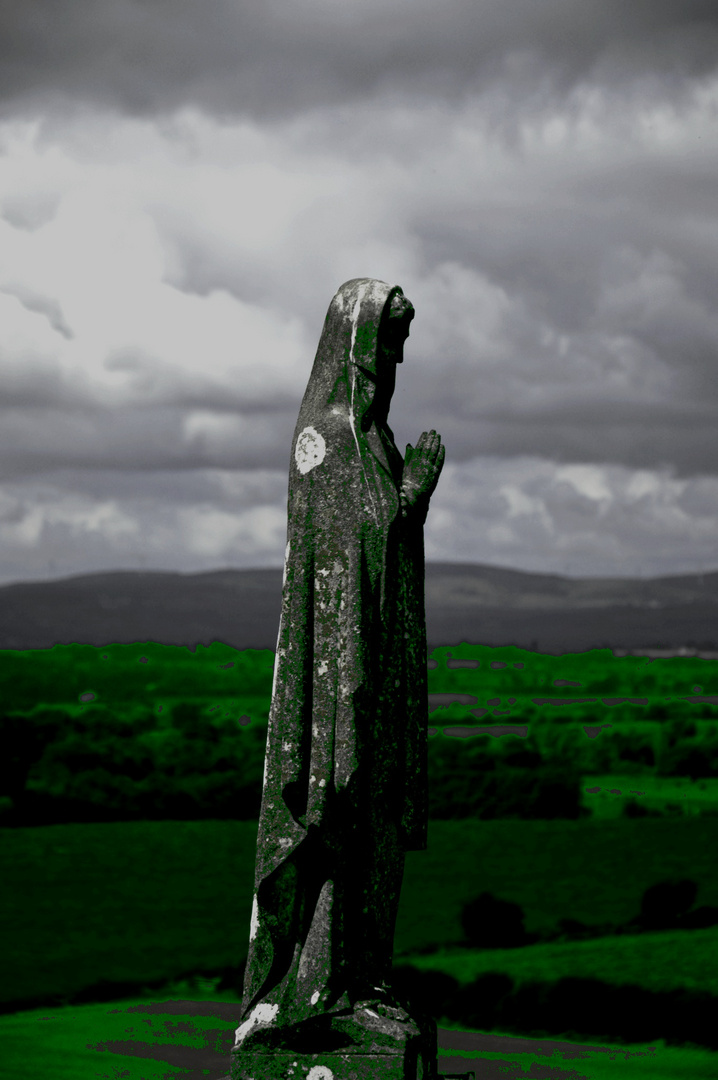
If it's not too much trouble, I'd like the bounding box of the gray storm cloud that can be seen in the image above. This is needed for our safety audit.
[0,0,717,582]
[2,1,718,122]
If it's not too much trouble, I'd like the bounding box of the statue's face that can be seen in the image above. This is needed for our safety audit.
[384,292,415,356]
[371,291,414,426]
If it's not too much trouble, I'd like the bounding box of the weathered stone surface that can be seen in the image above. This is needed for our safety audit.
[231,1001,438,1078]
[231,1050,425,1080]
[231,279,445,1078]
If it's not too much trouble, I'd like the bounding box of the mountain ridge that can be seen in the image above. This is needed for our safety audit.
[1,563,716,655]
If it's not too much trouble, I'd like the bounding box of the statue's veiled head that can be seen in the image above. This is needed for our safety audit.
[298,278,415,439]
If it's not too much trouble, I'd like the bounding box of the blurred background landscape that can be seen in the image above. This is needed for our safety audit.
[2,561,718,654]
[2,561,717,1059]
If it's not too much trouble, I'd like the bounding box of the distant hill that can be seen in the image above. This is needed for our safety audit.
[0,563,717,655]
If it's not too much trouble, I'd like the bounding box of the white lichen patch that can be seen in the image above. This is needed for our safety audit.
[249,894,259,941]
[307,1065,334,1080]
[271,650,281,700]
[317,567,330,577]
[318,778,326,788]
[295,426,326,474]
[283,541,290,586]
[317,660,329,676]
[234,1001,279,1045]
[309,774,316,784]
[332,560,343,575]
[310,989,321,1005]
[283,740,292,751]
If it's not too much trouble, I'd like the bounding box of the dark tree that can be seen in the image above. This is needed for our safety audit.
[460,891,529,948]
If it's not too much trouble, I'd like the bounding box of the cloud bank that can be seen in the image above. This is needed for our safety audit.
[1,1,717,583]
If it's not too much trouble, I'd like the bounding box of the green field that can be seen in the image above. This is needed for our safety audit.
[2,640,717,719]
[3,816,717,1009]
[397,817,718,949]
[3,641,718,1070]
[4,640,718,831]
[402,926,718,997]
[580,773,718,819]
[3,995,718,1080]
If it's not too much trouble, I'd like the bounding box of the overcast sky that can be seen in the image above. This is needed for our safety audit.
[1,0,718,585]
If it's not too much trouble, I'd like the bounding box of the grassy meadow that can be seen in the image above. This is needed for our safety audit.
[3,815,718,1076]
[4,996,718,1080]
[2,816,718,1008]
[2,640,718,1070]
[401,926,718,996]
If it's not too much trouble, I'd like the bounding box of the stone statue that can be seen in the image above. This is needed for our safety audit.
[231,279,445,1079]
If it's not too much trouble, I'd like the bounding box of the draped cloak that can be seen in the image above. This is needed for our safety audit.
[237,278,430,1038]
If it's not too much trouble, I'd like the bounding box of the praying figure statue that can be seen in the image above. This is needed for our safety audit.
[232,278,445,1077]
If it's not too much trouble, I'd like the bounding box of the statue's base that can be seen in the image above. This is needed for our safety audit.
[230,1047,446,1079]
[231,997,443,1079]
[229,1054,476,1078]
[230,1006,442,1079]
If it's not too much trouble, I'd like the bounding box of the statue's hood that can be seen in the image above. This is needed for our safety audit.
[295,277,407,440]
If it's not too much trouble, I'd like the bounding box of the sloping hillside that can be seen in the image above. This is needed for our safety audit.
[0,563,716,654]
